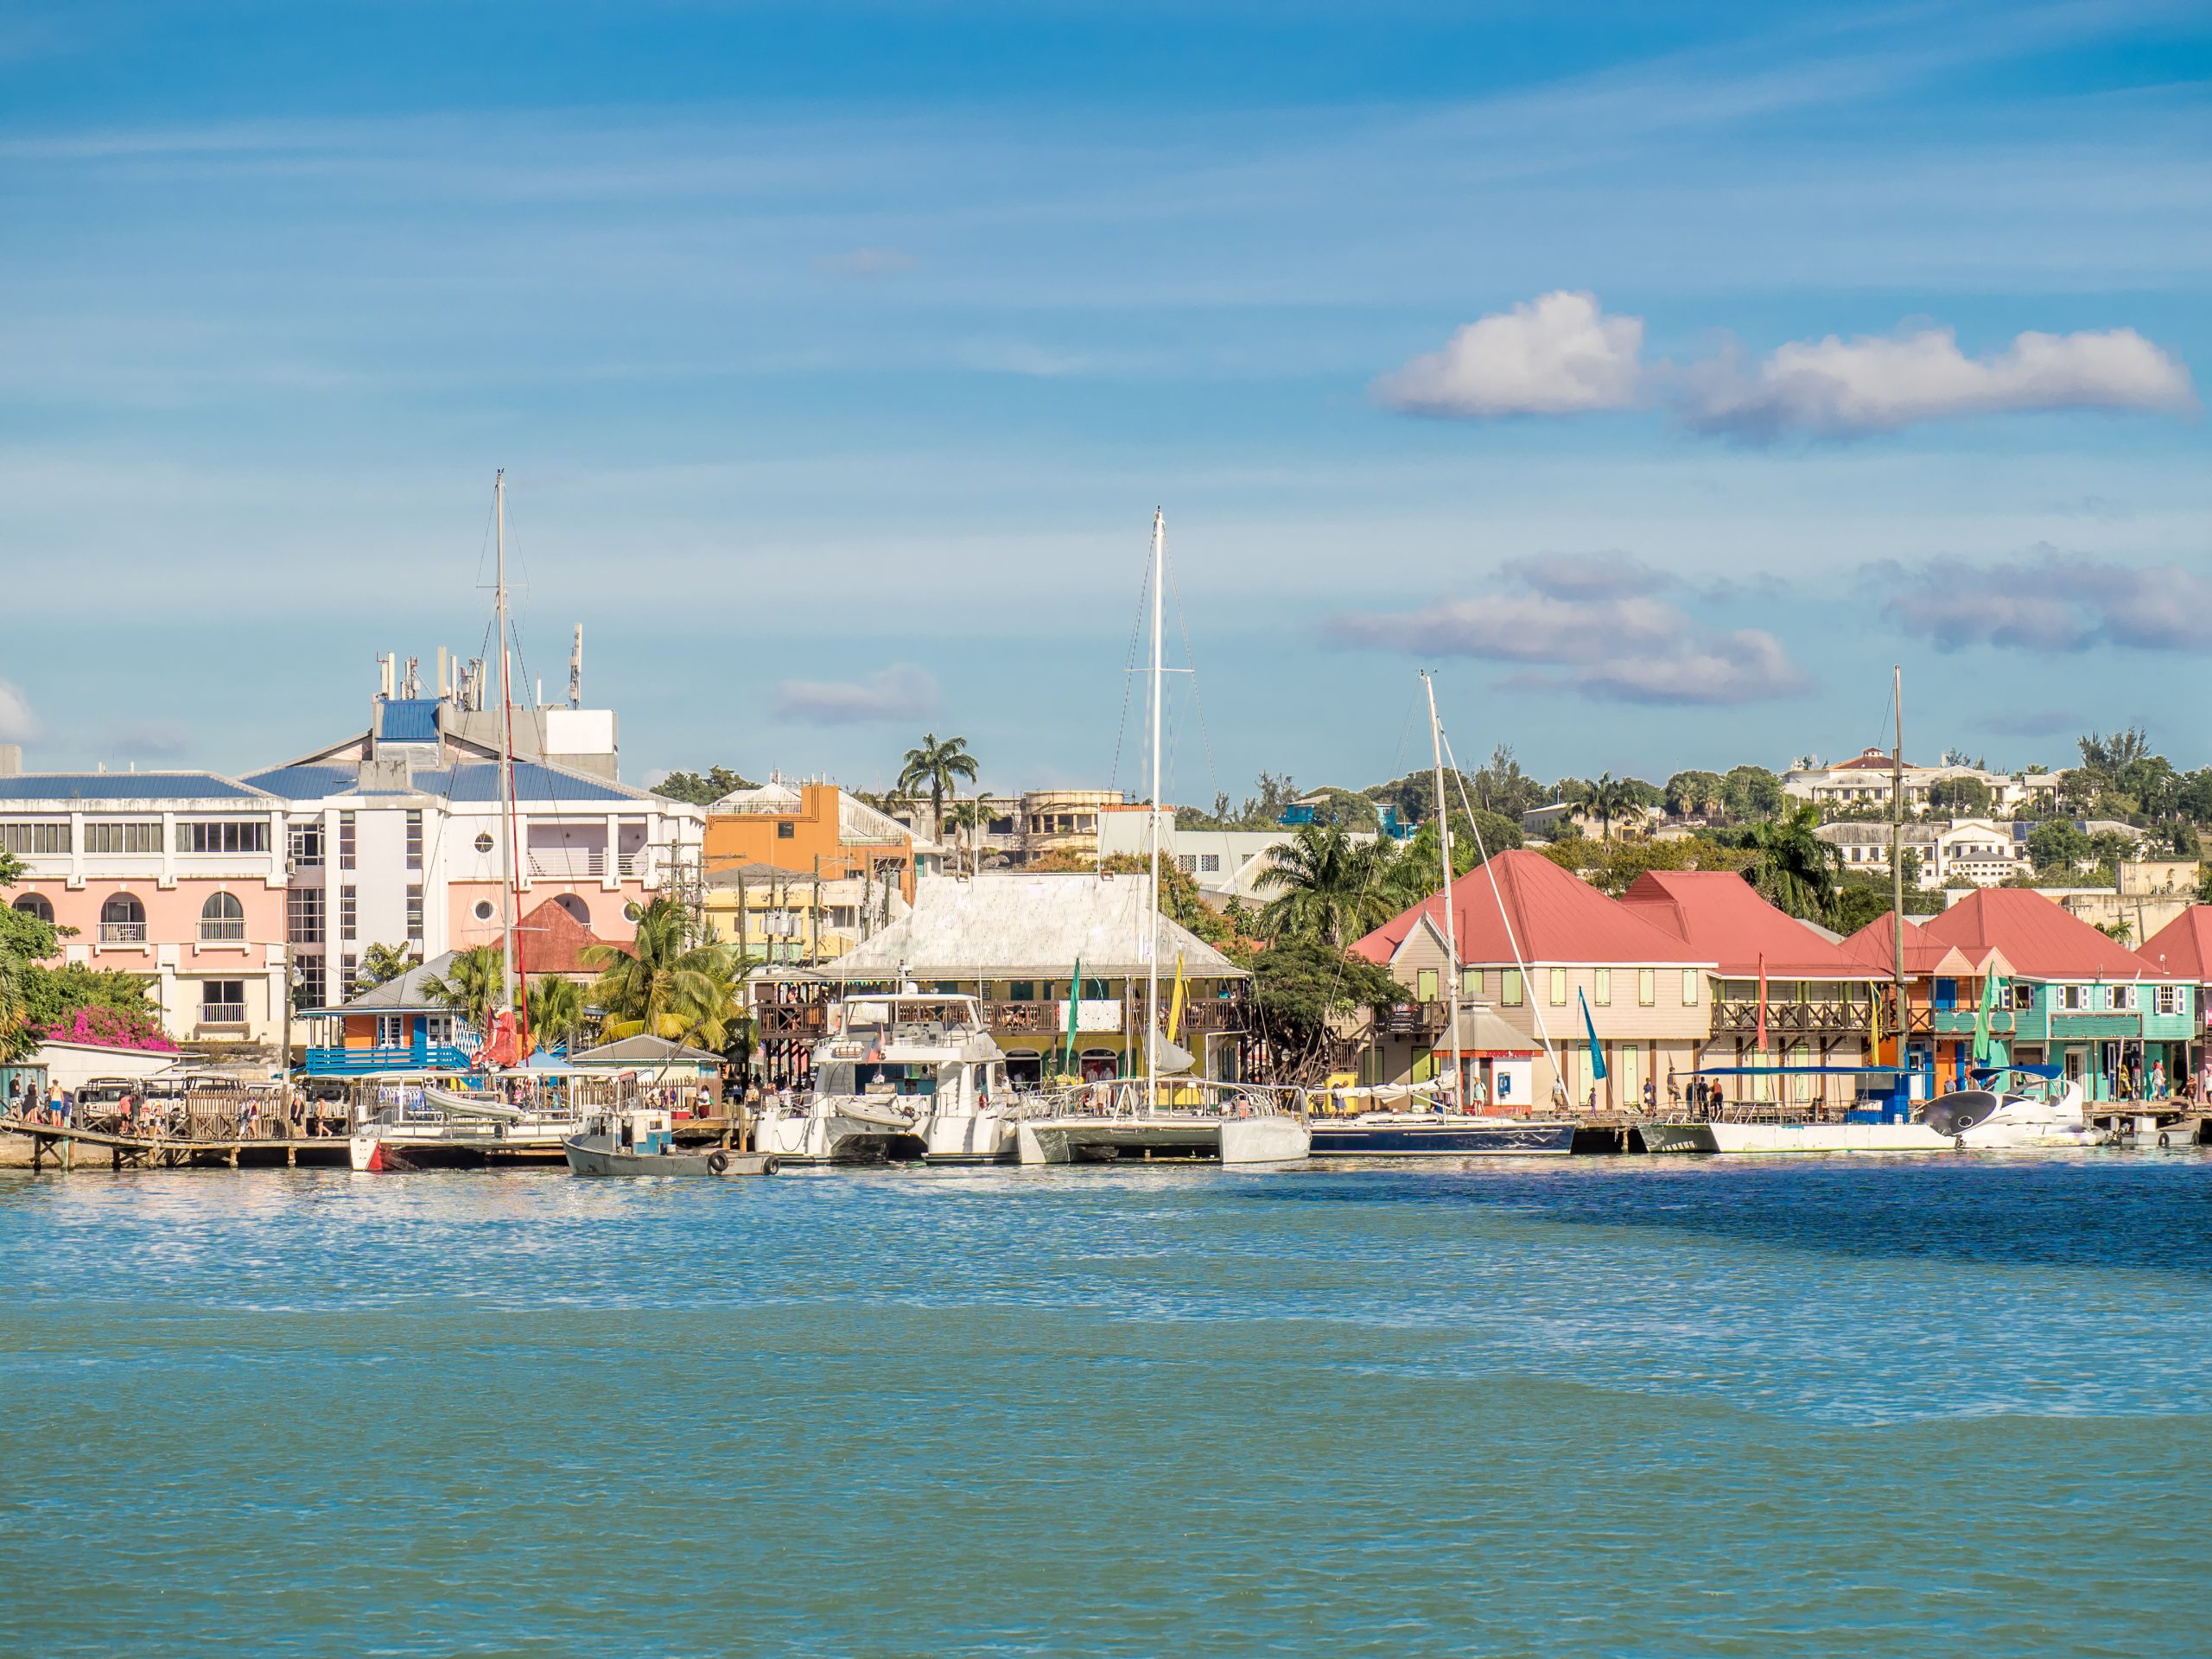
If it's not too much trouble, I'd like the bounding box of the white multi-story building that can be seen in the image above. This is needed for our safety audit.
[1817,817,2027,889]
[1784,749,2060,817]
[246,690,703,1012]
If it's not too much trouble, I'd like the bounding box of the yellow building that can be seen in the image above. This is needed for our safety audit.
[702,863,903,965]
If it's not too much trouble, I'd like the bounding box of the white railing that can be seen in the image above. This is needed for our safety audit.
[100,922,147,944]
[526,850,645,879]
[1012,1078,1305,1122]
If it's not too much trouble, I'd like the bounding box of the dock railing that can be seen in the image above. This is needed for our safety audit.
[1010,1077,1306,1122]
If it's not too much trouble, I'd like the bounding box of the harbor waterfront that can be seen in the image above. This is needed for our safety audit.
[1,1154,2205,1657]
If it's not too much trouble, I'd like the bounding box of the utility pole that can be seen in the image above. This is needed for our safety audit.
[1891,664,1906,1074]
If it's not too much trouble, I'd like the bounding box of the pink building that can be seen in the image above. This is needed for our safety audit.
[0,765,291,1046]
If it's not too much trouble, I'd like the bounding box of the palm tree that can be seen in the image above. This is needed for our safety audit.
[1740,804,1840,922]
[529,975,589,1054]
[1586,772,1639,841]
[1256,823,1405,949]
[420,945,505,1036]
[353,942,416,993]
[940,798,996,874]
[896,734,979,841]
[586,896,748,1051]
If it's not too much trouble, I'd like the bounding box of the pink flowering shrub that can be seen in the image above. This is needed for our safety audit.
[41,1007,179,1052]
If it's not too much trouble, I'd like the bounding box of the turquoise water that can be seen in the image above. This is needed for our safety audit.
[3,1154,2206,1656]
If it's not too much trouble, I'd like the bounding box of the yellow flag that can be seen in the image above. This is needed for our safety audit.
[1166,952,1188,1043]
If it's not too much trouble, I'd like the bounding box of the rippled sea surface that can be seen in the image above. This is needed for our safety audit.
[3,1152,2207,1656]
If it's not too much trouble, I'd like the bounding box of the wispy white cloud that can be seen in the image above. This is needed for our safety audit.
[1677,323,2198,440]
[0,680,39,743]
[1372,291,1643,418]
[1382,296,2196,439]
[769,664,938,725]
[1876,547,2212,653]
[1325,565,1810,706]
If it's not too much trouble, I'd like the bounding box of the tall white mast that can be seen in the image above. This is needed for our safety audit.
[1147,506,1165,1114]
[496,470,519,1022]
[1424,671,1463,1099]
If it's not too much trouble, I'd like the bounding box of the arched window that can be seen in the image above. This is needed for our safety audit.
[200,890,245,942]
[11,892,54,925]
[100,893,146,944]
[552,893,589,925]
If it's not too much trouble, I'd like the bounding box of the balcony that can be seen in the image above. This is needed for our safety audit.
[199,1005,247,1027]
[527,850,645,880]
[1380,1001,1447,1039]
[99,922,147,944]
[756,1003,830,1040]
[1713,999,1869,1037]
[303,1043,474,1076]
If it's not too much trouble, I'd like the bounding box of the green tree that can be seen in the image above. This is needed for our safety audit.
[896,734,980,836]
[586,896,747,1049]
[1738,804,1840,921]
[1235,939,1408,1084]
[2026,820,2090,876]
[1585,772,1641,841]
[353,942,416,993]
[1897,848,1922,889]
[652,766,759,806]
[1255,823,1405,949]
[1720,766,1787,824]
[939,798,998,874]
[421,945,507,1034]
[0,852,59,1061]
[528,975,591,1052]
[1664,769,1725,821]
[1926,776,1994,817]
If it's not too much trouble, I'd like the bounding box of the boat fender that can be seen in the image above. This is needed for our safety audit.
[1954,1135,1966,1151]
[2158,1131,2171,1148]
[707,1149,730,1175]
[761,1156,781,1175]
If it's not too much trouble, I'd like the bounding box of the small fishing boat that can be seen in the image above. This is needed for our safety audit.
[564,1107,779,1176]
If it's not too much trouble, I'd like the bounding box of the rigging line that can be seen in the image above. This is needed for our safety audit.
[1439,721,1561,1077]
[1162,538,1223,814]
[1104,527,1153,797]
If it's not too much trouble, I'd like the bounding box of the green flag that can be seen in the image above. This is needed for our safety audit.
[1062,957,1083,1078]
[1972,969,2001,1065]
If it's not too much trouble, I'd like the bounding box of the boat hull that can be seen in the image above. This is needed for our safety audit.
[563,1136,778,1177]
[1016,1114,1310,1166]
[1309,1116,1575,1157]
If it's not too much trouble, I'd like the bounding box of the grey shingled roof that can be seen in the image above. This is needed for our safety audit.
[569,1034,723,1065]
[828,873,1246,981]
[303,951,458,1015]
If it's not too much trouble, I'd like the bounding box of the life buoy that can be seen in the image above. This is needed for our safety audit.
[707,1149,730,1175]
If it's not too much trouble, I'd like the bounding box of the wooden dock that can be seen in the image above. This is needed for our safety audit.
[1,1116,354,1173]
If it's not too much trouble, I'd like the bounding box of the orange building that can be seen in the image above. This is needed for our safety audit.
[702,779,920,901]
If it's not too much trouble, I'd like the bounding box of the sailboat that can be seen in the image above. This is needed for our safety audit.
[349,471,587,1171]
[1306,672,1576,1157]
[1014,510,1310,1166]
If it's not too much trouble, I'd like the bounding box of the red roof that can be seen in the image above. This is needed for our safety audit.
[1836,915,2000,978]
[1351,848,1709,967]
[1832,747,1915,772]
[1618,869,1875,980]
[2142,907,2212,982]
[514,898,609,979]
[1919,887,2173,982]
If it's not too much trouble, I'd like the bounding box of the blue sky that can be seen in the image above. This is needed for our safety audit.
[3,0,2207,803]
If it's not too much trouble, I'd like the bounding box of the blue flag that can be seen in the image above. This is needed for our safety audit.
[1579,987,1607,1081]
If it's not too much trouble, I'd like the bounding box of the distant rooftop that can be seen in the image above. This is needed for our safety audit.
[0,771,273,804]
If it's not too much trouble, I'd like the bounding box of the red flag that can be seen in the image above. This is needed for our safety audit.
[1756,952,1769,1052]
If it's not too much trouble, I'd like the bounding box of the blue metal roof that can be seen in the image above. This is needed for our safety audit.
[375,699,442,743]
[423,760,645,804]
[237,759,648,804]
[0,772,269,802]
[240,765,363,800]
